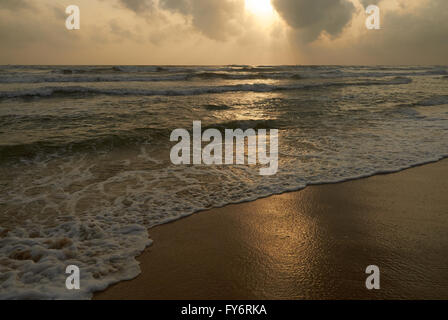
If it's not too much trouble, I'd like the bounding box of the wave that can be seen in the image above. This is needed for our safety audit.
[55,66,177,74]
[416,95,448,107]
[0,74,189,84]
[0,129,166,163]
[0,118,285,163]
[203,119,281,130]
[2,149,448,299]
[2,65,445,84]
[0,70,440,84]
[1,66,447,299]
[395,95,448,109]
[202,104,232,111]
[0,72,300,83]
[0,77,413,99]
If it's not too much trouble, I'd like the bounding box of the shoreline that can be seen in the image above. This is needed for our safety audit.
[146,155,448,232]
[95,159,448,300]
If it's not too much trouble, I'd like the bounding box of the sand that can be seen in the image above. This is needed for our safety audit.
[95,159,448,300]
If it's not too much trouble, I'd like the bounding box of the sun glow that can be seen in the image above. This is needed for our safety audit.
[245,0,275,19]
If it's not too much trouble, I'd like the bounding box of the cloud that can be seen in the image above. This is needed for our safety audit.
[271,0,356,42]
[1,0,447,65]
[109,19,134,40]
[359,0,381,7]
[117,0,154,13]
[118,0,245,41]
[0,0,28,9]
[360,0,448,64]
[294,0,448,65]
[0,0,33,10]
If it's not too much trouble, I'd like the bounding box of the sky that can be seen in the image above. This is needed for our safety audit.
[0,0,447,65]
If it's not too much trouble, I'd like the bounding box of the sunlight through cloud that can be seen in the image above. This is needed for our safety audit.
[245,0,275,20]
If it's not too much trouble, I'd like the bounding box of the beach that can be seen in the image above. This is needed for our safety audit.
[95,159,448,300]
[2,0,448,303]
[1,65,447,299]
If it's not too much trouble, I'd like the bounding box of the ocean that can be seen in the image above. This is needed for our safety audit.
[0,65,447,299]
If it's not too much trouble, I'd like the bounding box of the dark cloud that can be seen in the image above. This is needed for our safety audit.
[359,0,381,7]
[0,4,79,55]
[272,0,355,42]
[1,0,447,65]
[109,20,134,40]
[118,0,154,13]
[297,0,448,65]
[0,0,31,10]
[159,0,190,14]
[358,0,448,64]
[118,0,244,41]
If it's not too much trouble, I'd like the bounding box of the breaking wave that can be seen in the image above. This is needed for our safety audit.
[0,77,413,99]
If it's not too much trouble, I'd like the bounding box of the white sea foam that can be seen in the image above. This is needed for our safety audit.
[2,114,448,299]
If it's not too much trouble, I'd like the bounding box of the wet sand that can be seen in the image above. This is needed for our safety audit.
[95,159,448,300]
